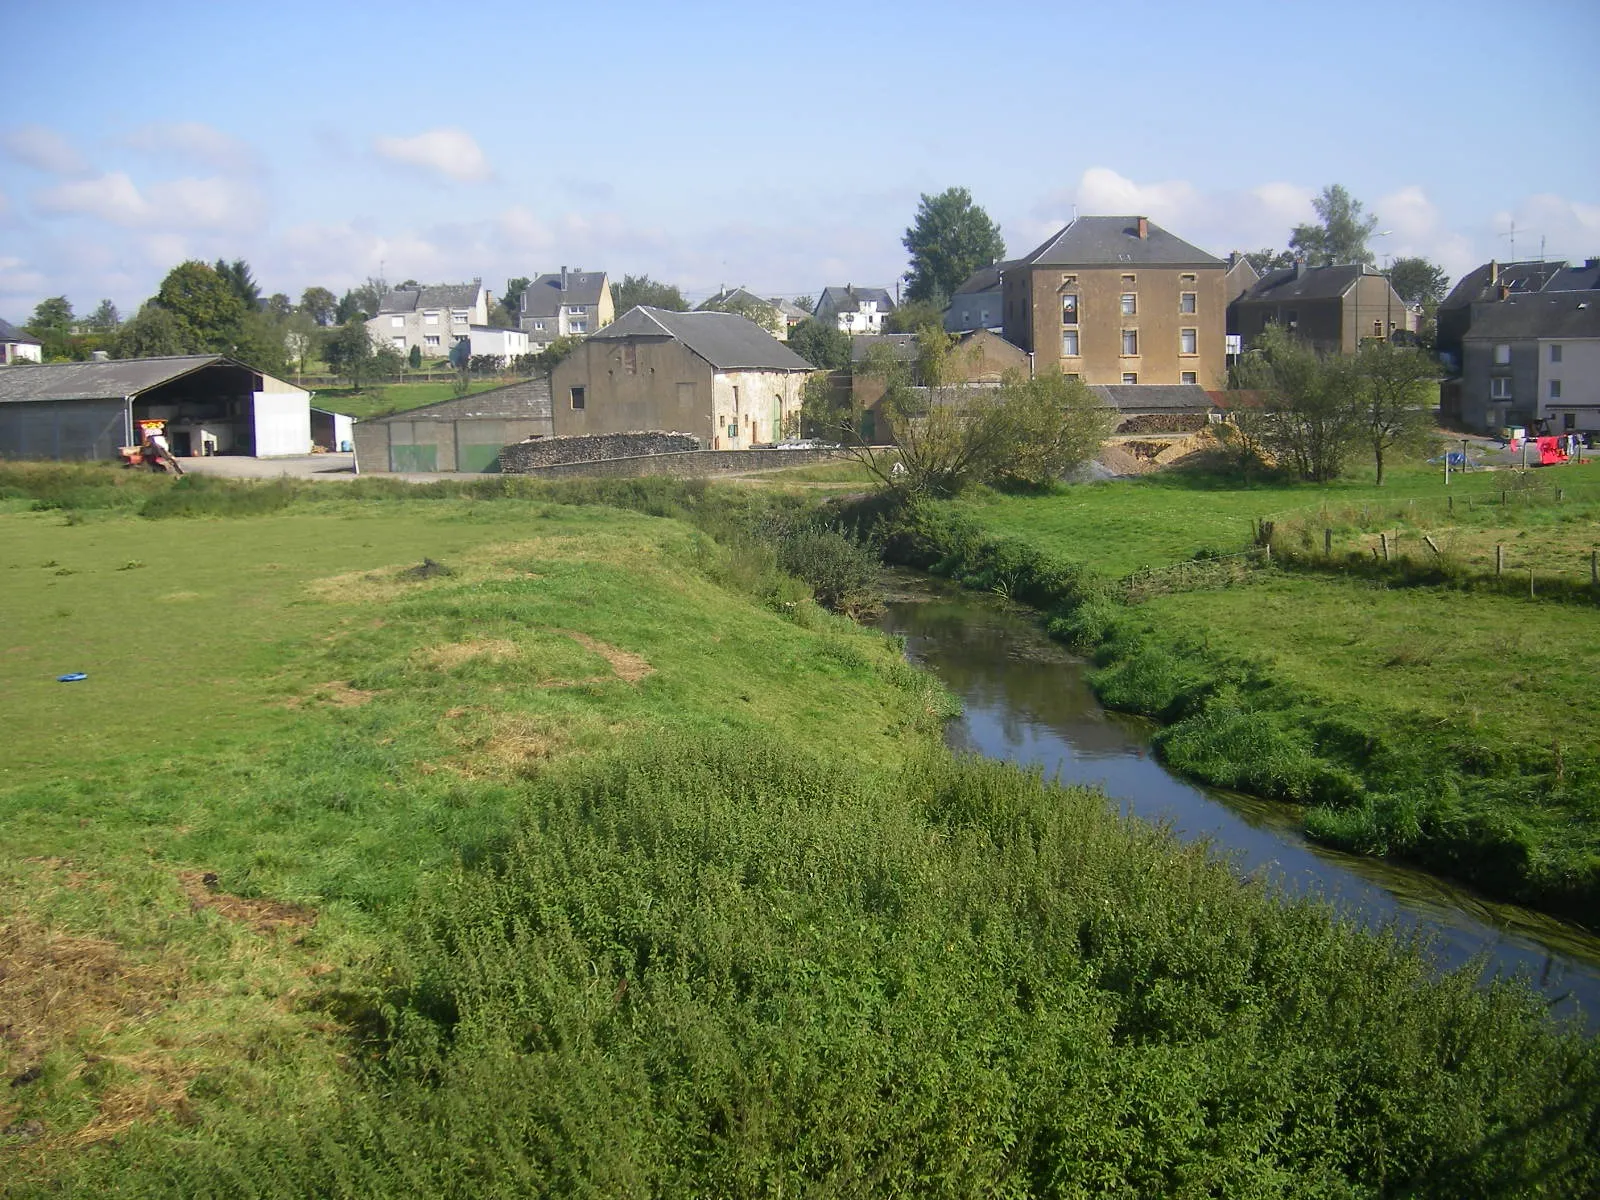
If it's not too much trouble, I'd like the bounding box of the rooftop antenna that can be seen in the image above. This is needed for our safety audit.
[1500,221,1516,261]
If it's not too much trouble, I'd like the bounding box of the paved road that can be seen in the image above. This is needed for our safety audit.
[179,453,357,479]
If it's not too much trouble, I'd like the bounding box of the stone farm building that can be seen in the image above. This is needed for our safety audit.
[551,307,815,448]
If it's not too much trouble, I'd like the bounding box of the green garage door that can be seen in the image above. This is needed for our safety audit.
[457,443,503,473]
[390,443,437,472]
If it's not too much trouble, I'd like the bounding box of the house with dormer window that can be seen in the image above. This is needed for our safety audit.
[519,268,614,350]
[815,285,895,334]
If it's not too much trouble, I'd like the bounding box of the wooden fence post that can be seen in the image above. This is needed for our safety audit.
[1592,549,1597,588]
[1496,544,1504,576]
[1448,495,1454,515]
[1530,567,1536,599]
[1424,535,1441,556]
[1381,532,1389,562]
[1324,527,1332,556]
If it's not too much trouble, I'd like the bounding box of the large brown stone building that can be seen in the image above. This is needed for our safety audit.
[551,307,814,447]
[1001,216,1226,388]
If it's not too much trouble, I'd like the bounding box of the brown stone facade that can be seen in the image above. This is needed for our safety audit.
[1003,263,1225,388]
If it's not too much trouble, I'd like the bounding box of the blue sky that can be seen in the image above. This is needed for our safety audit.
[2,0,1596,319]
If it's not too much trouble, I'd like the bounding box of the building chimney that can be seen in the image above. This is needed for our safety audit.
[560,266,568,292]
[1488,260,1499,286]
[1293,254,1307,279]
[1136,216,1149,240]
[1498,284,1511,301]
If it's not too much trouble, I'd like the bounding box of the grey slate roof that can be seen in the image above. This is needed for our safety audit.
[592,307,814,371]
[378,283,483,314]
[0,318,42,345]
[951,264,1007,296]
[1089,384,1214,412]
[850,333,919,364]
[1238,265,1368,303]
[0,355,229,404]
[1461,291,1600,341]
[1017,216,1222,269]
[772,299,811,322]
[1440,260,1566,311]
[1545,260,1600,292]
[359,378,552,423]
[521,271,608,318]
[815,285,895,317]
[697,287,775,312]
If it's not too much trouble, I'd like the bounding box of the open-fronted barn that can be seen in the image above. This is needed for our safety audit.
[0,355,311,460]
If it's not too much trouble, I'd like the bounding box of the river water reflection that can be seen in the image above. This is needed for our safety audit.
[876,575,1600,1029]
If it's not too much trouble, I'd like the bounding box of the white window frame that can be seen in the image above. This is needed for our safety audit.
[1494,343,1511,364]
[1121,329,1138,356]
[1121,372,1138,385]
[424,312,439,325]
[1549,379,1562,399]
[390,316,404,328]
[1180,328,1198,355]
[1061,293,1079,325]
[1120,293,1137,316]
[1490,377,1512,399]
[425,335,440,348]
[1551,344,1562,363]
[1180,292,1197,314]
[1181,371,1197,385]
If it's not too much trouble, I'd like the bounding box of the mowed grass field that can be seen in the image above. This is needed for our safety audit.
[0,487,944,1180]
[309,377,511,421]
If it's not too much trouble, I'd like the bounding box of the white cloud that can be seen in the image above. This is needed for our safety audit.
[0,124,87,175]
[124,121,257,171]
[33,171,263,232]
[372,129,491,182]
[1493,194,1600,264]
[35,172,152,225]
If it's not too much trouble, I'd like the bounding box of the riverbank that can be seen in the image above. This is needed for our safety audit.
[856,465,1600,924]
[3,466,1597,1194]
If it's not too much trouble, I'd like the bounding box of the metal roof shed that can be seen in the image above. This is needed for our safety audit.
[0,355,311,461]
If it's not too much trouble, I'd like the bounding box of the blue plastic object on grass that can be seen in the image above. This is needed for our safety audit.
[57,673,87,682]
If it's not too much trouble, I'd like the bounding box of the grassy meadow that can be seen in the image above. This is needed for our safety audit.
[2,464,1598,1195]
[308,377,511,422]
[886,451,1600,917]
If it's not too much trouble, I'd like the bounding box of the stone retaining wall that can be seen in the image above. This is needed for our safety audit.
[500,432,700,471]
[502,447,849,479]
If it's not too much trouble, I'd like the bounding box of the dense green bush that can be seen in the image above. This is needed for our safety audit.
[42,738,1600,1197]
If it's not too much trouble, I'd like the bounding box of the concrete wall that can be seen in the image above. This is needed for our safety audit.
[1537,337,1600,434]
[252,390,312,456]
[1006,262,1225,387]
[502,446,847,478]
[711,369,805,448]
[1462,337,1541,432]
[553,337,715,440]
[501,432,700,469]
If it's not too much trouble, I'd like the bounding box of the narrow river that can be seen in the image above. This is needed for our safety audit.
[877,573,1600,1029]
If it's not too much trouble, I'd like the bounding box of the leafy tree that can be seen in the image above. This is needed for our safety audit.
[336,277,388,324]
[1289,184,1379,268]
[408,344,422,369]
[283,312,321,375]
[884,298,946,334]
[231,309,289,374]
[613,274,689,312]
[792,295,815,315]
[533,335,581,375]
[805,328,1106,497]
[1386,256,1450,309]
[264,293,293,319]
[152,260,248,354]
[326,320,381,391]
[85,299,120,331]
[788,319,851,371]
[501,276,532,320]
[25,296,75,359]
[902,187,1004,305]
[397,279,420,289]
[213,258,263,310]
[1350,340,1438,485]
[113,303,186,359]
[1243,248,1296,274]
[1232,324,1358,482]
[300,286,337,326]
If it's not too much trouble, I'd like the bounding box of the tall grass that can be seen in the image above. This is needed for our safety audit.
[42,737,1600,1197]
